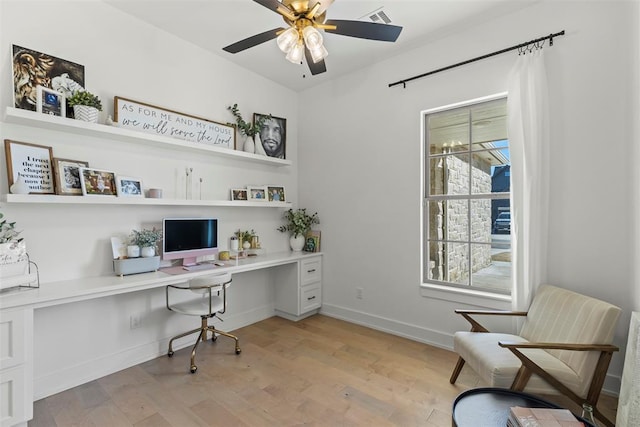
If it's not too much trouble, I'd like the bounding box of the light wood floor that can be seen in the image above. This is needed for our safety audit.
[29,315,618,426]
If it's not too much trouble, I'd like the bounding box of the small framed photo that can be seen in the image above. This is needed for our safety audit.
[4,139,55,194]
[305,230,321,253]
[231,188,248,201]
[36,86,66,117]
[267,186,286,202]
[247,186,267,201]
[53,158,89,195]
[116,176,143,197]
[254,113,286,159]
[79,167,117,196]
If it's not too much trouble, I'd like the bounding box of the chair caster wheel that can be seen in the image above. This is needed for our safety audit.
[212,335,217,342]
[168,351,174,357]
[235,348,241,354]
[190,366,197,373]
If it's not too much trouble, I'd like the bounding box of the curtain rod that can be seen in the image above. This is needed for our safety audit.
[388,30,565,88]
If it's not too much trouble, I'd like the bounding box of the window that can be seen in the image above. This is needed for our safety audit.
[422,96,511,295]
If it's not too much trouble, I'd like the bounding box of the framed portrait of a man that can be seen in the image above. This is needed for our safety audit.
[254,113,286,159]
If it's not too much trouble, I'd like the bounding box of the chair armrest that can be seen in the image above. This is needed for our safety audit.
[499,341,619,352]
[455,309,528,332]
[455,309,528,316]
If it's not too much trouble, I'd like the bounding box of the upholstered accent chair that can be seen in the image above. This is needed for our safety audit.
[450,284,621,427]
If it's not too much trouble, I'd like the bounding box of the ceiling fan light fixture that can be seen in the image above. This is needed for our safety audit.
[302,26,323,50]
[285,41,305,64]
[276,27,299,53]
[309,44,328,63]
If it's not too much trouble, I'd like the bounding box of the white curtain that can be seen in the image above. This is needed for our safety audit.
[507,50,551,311]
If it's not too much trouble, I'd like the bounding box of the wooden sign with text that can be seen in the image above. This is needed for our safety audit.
[114,97,235,149]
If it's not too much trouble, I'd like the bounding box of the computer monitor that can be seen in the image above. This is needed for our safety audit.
[162,218,218,266]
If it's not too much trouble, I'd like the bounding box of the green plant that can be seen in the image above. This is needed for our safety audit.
[277,208,319,238]
[227,103,271,137]
[68,90,103,111]
[129,227,162,248]
[0,212,22,244]
[235,229,256,243]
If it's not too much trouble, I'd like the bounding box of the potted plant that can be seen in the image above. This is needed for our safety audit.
[129,227,162,258]
[227,103,271,153]
[277,208,319,251]
[0,211,29,288]
[68,90,103,123]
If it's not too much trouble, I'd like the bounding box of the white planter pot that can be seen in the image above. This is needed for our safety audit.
[127,245,140,258]
[243,135,255,153]
[73,105,99,123]
[289,235,305,252]
[140,246,156,258]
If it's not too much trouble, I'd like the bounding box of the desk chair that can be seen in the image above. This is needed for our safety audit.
[166,272,241,373]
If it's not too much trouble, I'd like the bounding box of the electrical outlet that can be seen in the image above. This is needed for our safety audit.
[356,287,363,300]
[130,314,142,329]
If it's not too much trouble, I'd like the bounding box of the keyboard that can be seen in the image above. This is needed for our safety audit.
[182,264,215,272]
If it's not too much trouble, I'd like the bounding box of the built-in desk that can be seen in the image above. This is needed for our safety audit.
[0,251,322,427]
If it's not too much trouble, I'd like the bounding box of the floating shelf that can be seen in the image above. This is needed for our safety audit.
[3,107,292,167]
[2,194,292,208]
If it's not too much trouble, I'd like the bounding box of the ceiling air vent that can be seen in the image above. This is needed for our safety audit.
[360,7,392,24]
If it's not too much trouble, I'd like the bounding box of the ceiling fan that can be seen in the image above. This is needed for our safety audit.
[222,0,403,76]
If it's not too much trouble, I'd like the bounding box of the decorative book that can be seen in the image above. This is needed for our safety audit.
[508,406,584,427]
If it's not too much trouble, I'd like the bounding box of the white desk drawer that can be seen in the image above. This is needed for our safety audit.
[300,284,321,313]
[301,257,322,286]
[0,365,27,427]
[0,309,25,370]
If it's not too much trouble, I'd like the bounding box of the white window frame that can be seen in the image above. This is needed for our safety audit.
[419,93,511,309]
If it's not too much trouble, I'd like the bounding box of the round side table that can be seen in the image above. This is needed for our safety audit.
[452,387,595,427]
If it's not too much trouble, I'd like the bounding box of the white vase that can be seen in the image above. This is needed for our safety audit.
[242,241,251,250]
[254,133,267,156]
[243,135,255,153]
[9,174,30,194]
[73,105,99,123]
[127,245,140,258]
[141,246,155,257]
[289,235,305,252]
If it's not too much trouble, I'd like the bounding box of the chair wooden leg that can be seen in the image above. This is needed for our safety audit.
[450,357,466,384]
[589,404,615,427]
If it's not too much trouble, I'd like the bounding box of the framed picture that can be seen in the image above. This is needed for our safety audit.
[247,186,267,201]
[36,86,66,117]
[254,113,286,159]
[79,167,117,196]
[116,176,144,197]
[52,158,89,195]
[13,45,85,118]
[4,139,55,194]
[305,230,321,253]
[267,185,286,202]
[231,188,248,201]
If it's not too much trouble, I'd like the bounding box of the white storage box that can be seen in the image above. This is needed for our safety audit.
[113,256,160,276]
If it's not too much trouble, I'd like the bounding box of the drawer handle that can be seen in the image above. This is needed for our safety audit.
[307,296,316,301]
[307,269,316,273]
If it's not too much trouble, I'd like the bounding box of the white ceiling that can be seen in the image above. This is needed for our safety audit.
[104,0,537,92]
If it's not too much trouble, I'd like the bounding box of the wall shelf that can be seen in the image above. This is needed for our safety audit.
[3,107,292,167]
[2,194,292,208]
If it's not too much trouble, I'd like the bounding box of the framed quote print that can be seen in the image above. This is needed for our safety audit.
[4,139,55,194]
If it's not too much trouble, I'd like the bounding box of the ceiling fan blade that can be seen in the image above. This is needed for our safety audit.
[305,46,327,75]
[324,19,402,42]
[223,27,285,54]
[253,0,296,20]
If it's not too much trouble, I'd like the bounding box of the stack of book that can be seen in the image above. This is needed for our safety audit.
[507,406,585,427]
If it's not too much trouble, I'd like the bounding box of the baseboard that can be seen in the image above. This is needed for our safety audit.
[320,303,621,397]
[33,304,274,400]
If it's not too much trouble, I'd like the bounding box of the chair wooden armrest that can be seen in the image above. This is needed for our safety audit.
[455,309,528,332]
[499,341,619,352]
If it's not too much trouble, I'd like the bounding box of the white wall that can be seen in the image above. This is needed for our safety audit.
[0,1,298,398]
[299,1,639,394]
